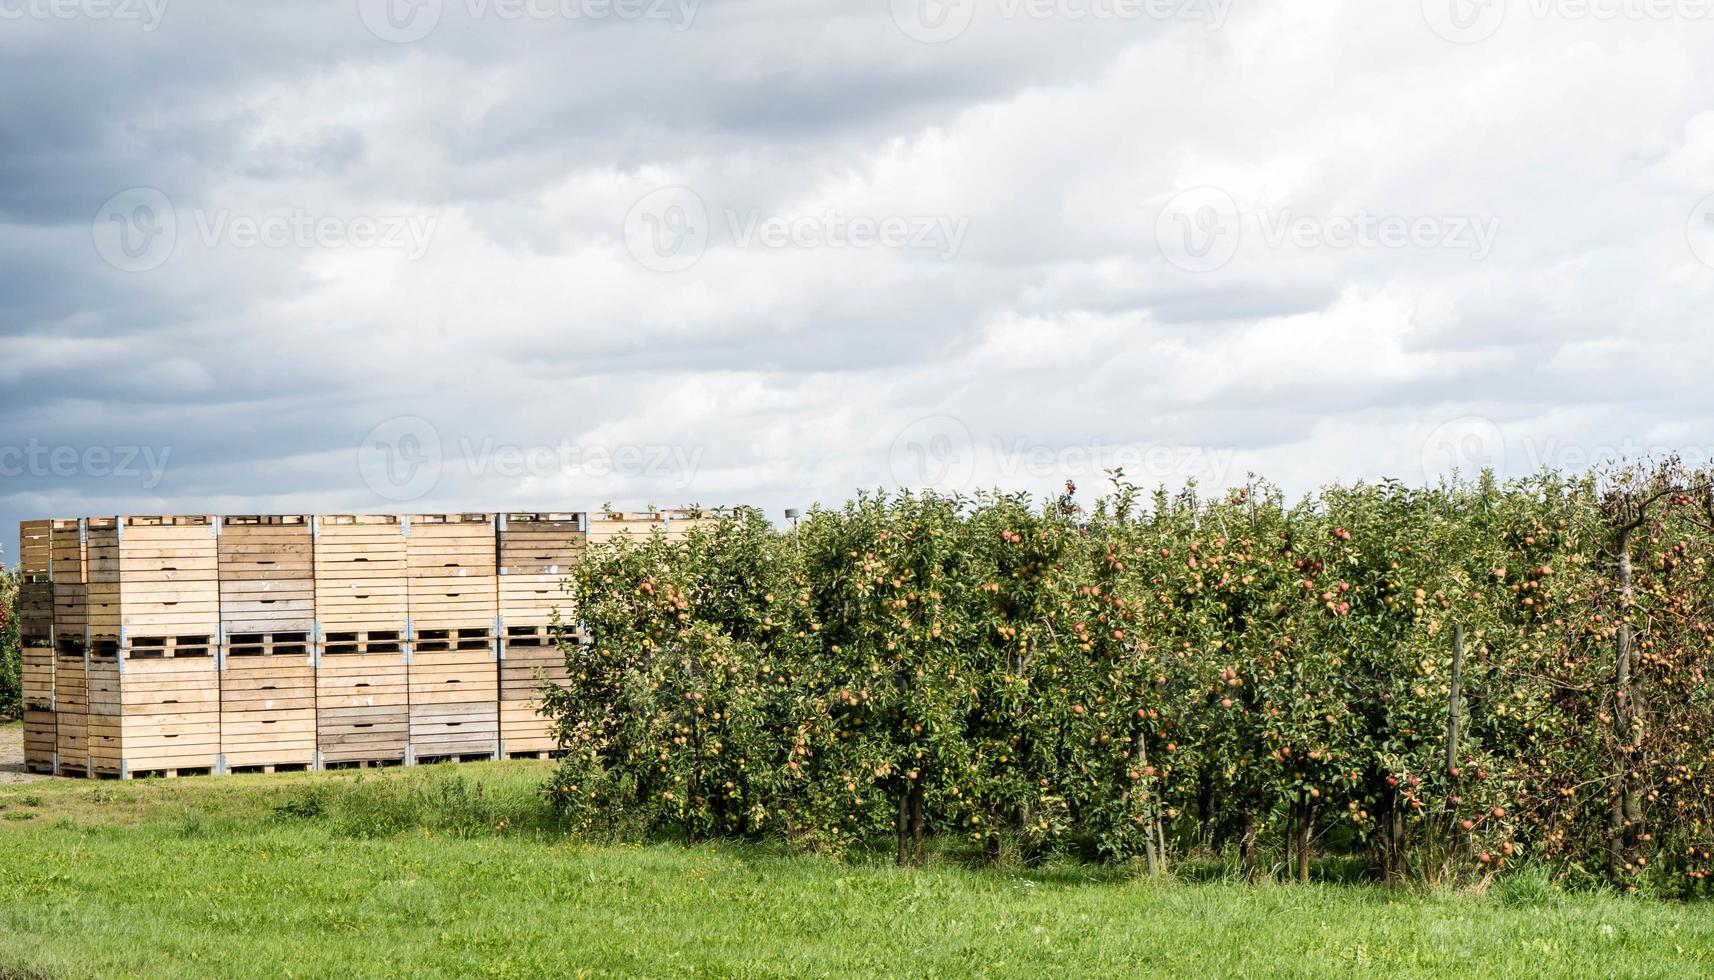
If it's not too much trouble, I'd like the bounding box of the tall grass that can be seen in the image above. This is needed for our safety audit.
[270,766,567,839]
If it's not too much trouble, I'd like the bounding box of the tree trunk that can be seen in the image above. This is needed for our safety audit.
[1135,731,1160,876]
[1611,527,1644,878]
[1297,798,1314,884]
[909,779,926,865]
[1447,626,1464,776]
[1241,810,1257,884]
[1386,792,1406,884]
[896,786,911,867]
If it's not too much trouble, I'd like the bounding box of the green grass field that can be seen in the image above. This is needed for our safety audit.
[0,728,1710,978]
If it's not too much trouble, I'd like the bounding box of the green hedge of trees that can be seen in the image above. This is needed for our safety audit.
[0,564,19,721]
[545,464,1714,894]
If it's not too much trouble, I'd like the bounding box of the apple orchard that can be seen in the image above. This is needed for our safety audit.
[543,463,1714,893]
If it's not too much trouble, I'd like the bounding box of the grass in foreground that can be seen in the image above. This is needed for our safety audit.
[1,764,1711,979]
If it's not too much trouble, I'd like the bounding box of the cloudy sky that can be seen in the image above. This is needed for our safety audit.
[4,0,1714,544]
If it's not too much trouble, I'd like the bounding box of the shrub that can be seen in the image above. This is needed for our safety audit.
[542,466,1714,894]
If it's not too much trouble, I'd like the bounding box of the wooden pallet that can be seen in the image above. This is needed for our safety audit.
[54,645,89,776]
[313,515,408,634]
[499,643,571,755]
[316,650,408,764]
[87,643,221,778]
[86,516,220,640]
[220,645,316,771]
[219,515,315,635]
[409,643,499,760]
[407,514,498,631]
[23,709,57,774]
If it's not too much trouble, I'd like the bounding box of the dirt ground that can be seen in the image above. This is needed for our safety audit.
[0,723,48,784]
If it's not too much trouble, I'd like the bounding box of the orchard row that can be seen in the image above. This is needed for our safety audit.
[543,464,1714,893]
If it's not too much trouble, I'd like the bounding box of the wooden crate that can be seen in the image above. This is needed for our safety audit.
[23,709,56,774]
[313,515,408,634]
[51,519,91,642]
[499,634,571,757]
[55,645,89,777]
[87,640,221,778]
[409,638,498,761]
[406,514,497,633]
[20,519,51,578]
[22,645,54,711]
[219,515,315,636]
[316,634,409,766]
[662,508,720,543]
[498,513,585,630]
[586,511,667,547]
[220,635,315,772]
[50,518,90,582]
[19,582,54,641]
[87,516,220,642]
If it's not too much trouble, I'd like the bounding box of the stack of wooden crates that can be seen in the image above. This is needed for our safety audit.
[17,508,723,778]
[19,520,54,774]
[405,514,499,764]
[313,515,409,767]
[498,513,584,757]
[218,516,316,772]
